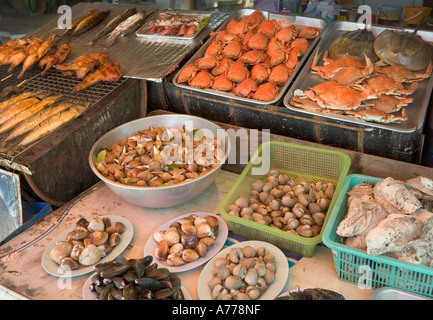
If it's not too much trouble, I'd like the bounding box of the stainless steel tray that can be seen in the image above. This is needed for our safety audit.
[136,10,211,40]
[371,287,431,300]
[29,3,230,82]
[283,21,433,133]
[173,9,327,105]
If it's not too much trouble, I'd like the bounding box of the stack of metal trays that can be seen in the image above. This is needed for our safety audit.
[173,9,327,106]
[283,21,433,133]
[31,2,231,82]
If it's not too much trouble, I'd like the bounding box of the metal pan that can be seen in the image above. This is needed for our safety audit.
[173,9,327,106]
[30,3,230,82]
[283,21,433,133]
[136,10,212,40]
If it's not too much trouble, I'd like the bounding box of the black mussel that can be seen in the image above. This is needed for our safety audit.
[135,277,162,291]
[103,277,113,286]
[112,276,126,290]
[100,265,133,279]
[94,261,123,273]
[139,289,153,300]
[123,283,137,300]
[99,283,113,300]
[168,273,181,289]
[95,285,105,294]
[146,268,170,280]
[111,288,125,300]
[92,273,104,286]
[135,259,147,278]
[154,287,177,300]
[159,280,173,288]
[122,270,138,283]
[176,288,185,300]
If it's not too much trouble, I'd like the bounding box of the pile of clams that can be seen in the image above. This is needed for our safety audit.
[208,245,276,300]
[228,169,335,238]
[49,216,125,270]
[95,125,225,187]
[153,214,219,266]
[89,255,184,300]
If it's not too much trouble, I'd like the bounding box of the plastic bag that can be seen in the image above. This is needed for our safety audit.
[303,0,341,20]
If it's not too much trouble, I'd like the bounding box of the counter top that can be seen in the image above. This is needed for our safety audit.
[0,170,372,300]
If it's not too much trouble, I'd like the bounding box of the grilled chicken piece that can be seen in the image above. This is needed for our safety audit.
[56,52,109,78]
[373,177,422,214]
[365,213,423,256]
[7,36,44,73]
[75,61,122,92]
[39,44,71,76]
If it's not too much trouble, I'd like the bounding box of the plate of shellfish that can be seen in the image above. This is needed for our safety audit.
[41,215,134,277]
[143,212,228,273]
[197,240,289,300]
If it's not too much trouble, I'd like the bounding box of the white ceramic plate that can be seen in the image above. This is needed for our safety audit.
[143,212,228,273]
[41,215,133,277]
[82,272,192,300]
[197,240,289,300]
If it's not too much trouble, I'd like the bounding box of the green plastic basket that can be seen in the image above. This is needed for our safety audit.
[322,174,433,297]
[219,141,351,257]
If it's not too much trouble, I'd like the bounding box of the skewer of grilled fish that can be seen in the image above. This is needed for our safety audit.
[6,103,88,156]
[91,8,137,45]
[68,10,111,38]
[104,10,147,46]
[0,93,48,126]
[62,9,97,38]
[0,100,73,148]
[0,94,62,135]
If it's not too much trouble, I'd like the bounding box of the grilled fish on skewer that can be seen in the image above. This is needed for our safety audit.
[0,94,48,126]
[104,10,147,46]
[39,43,71,76]
[75,61,122,92]
[0,94,62,135]
[7,103,88,156]
[0,91,42,113]
[0,100,73,148]
[91,8,136,45]
[62,9,97,38]
[69,10,111,38]
[56,52,109,78]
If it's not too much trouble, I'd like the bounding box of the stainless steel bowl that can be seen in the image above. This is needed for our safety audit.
[89,114,230,208]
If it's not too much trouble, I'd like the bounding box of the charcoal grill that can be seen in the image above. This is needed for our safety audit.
[0,64,141,206]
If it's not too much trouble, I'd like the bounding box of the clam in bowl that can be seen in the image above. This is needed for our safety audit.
[89,115,230,208]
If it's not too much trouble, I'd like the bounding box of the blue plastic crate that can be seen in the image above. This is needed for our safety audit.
[322,174,433,297]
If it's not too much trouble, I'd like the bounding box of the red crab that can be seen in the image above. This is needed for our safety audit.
[233,78,258,98]
[189,70,214,89]
[252,82,280,102]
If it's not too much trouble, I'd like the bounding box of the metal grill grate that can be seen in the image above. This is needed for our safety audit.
[0,65,127,105]
[0,65,128,163]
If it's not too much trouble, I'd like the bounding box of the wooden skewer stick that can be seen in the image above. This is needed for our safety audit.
[17,71,43,87]
[1,74,13,82]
